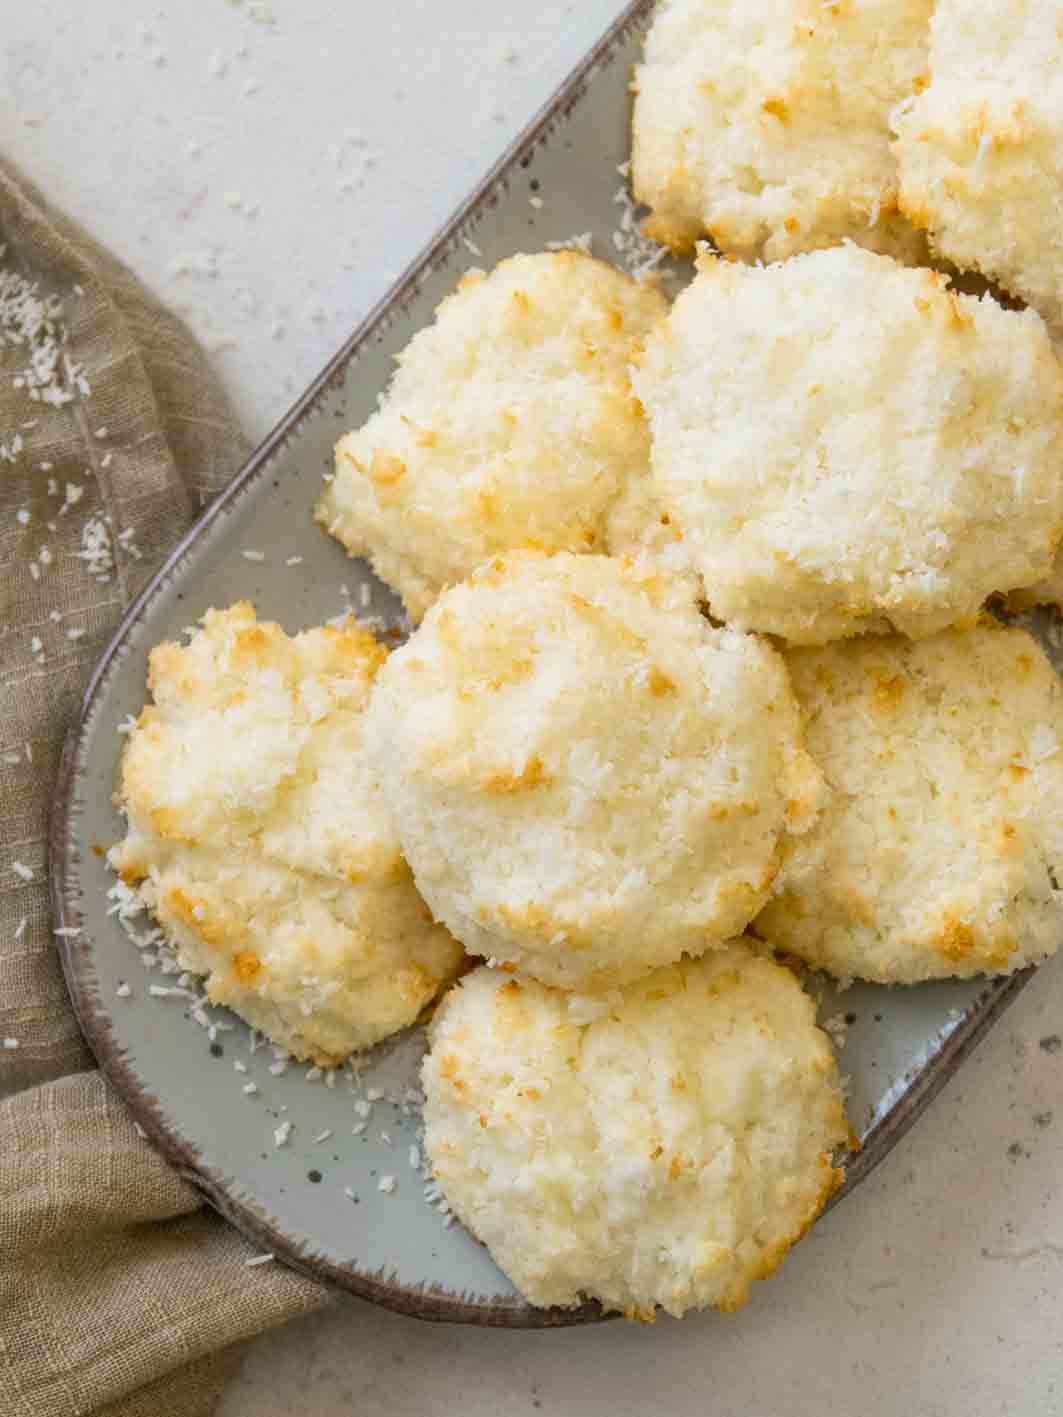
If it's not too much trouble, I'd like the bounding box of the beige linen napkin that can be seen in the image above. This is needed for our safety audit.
[0,158,331,1417]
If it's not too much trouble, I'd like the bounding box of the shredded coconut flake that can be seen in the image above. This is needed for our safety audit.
[76,514,115,579]
[0,251,89,409]
[0,433,24,464]
[611,174,669,278]
[822,1013,850,1050]
[546,231,593,255]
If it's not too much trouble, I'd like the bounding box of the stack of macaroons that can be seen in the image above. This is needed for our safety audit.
[113,0,1063,1325]
[362,549,852,1318]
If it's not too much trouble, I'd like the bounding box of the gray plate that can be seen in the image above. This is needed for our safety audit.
[50,0,1039,1326]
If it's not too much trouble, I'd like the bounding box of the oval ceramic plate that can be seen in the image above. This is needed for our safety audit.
[51,0,1041,1325]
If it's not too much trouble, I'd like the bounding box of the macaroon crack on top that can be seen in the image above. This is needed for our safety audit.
[364,551,825,991]
[631,0,932,263]
[421,943,850,1317]
[756,621,1063,983]
[892,0,1063,337]
[109,602,463,1064]
[317,251,672,623]
[633,244,1063,645]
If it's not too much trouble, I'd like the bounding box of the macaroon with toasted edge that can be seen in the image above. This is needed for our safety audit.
[893,0,1063,337]
[632,0,932,263]
[316,251,673,624]
[364,551,824,991]
[633,244,1063,645]
[109,602,464,1063]
[756,620,1063,983]
[422,942,850,1317]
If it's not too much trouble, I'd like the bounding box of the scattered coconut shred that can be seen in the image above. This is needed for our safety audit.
[108,865,449,1217]
[77,514,115,580]
[611,163,669,278]
[0,248,90,407]
[821,1014,851,1051]
[0,248,129,611]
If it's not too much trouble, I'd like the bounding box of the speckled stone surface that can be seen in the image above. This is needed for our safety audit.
[9,3,1063,1413]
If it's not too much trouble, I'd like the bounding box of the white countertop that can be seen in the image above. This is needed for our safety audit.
[7,4,1062,1413]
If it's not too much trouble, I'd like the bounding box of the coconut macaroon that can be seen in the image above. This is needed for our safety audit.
[756,621,1063,984]
[633,245,1063,645]
[109,602,463,1064]
[631,0,932,263]
[316,251,671,623]
[893,0,1063,335]
[422,944,849,1317]
[365,552,823,991]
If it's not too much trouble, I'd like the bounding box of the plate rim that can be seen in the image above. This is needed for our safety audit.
[48,0,1035,1326]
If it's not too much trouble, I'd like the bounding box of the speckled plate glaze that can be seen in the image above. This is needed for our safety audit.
[51,0,1041,1326]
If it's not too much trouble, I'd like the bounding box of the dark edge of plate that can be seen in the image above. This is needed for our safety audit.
[824,966,1032,1204]
[48,0,1034,1326]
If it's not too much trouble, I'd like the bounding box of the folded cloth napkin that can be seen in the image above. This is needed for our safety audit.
[0,158,331,1417]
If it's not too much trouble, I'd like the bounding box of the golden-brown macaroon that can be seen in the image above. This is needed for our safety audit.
[756,621,1063,982]
[316,251,671,623]
[365,551,824,991]
[633,245,1063,645]
[632,0,932,262]
[422,944,850,1316]
[109,602,463,1063]
[893,0,1063,335]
